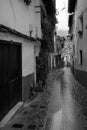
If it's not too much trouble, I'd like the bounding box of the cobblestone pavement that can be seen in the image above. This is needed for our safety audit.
[1,67,87,130]
[45,67,87,130]
[61,67,87,130]
[0,70,62,130]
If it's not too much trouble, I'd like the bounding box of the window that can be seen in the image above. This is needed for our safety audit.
[78,15,83,36]
[79,50,83,65]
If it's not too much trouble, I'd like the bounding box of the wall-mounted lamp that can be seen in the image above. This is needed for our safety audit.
[24,0,31,5]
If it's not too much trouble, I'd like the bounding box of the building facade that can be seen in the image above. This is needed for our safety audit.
[68,0,87,86]
[36,0,56,74]
[0,0,42,121]
[54,35,65,68]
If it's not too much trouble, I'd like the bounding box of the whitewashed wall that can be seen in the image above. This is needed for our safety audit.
[0,32,35,77]
[0,0,41,38]
[73,0,87,71]
[22,42,34,76]
[0,0,42,77]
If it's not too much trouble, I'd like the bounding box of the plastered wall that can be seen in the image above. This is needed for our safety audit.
[0,0,41,38]
[0,32,35,76]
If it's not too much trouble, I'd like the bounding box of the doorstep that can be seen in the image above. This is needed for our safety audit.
[0,102,23,127]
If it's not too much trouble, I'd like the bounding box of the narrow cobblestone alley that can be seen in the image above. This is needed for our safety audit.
[1,67,87,130]
[2,0,87,130]
[45,78,63,130]
[45,67,87,130]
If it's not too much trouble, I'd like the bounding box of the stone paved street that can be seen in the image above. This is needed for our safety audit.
[1,67,87,130]
[61,67,87,130]
[45,67,87,130]
[0,70,62,130]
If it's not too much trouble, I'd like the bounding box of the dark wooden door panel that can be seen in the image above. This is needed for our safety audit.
[9,44,22,109]
[0,40,22,121]
[9,77,20,109]
[2,45,9,114]
[0,46,3,120]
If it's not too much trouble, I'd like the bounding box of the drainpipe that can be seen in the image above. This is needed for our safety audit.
[51,54,53,71]
[34,46,36,83]
[54,56,56,69]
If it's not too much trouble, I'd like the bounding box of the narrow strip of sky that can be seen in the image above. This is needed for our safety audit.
[56,0,68,31]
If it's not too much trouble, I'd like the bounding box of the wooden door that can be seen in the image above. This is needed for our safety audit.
[0,40,22,120]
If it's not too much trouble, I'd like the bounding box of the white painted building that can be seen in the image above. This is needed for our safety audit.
[68,0,87,85]
[0,0,43,120]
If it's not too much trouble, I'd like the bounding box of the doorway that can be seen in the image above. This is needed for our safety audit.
[0,40,22,120]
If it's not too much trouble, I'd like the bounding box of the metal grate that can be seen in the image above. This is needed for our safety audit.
[40,105,46,108]
[12,123,24,128]
[30,104,38,107]
[28,124,36,129]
